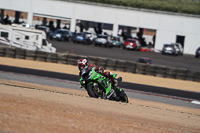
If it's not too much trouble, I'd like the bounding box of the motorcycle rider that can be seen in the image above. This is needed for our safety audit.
[78,58,120,98]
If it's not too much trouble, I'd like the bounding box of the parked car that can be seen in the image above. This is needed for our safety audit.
[73,32,92,44]
[94,35,113,47]
[50,29,73,41]
[136,57,152,65]
[172,43,183,55]
[83,31,97,42]
[110,36,123,48]
[35,26,51,38]
[123,38,141,51]
[195,47,200,58]
[162,44,180,56]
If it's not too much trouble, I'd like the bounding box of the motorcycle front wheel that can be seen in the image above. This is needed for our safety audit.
[86,83,100,98]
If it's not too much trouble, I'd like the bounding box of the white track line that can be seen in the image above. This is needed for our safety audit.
[191,101,200,105]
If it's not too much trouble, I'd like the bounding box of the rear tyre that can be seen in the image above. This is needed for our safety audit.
[134,48,137,51]
[119,90,129,103]
[61,37,64,41]
[68,38,71,42]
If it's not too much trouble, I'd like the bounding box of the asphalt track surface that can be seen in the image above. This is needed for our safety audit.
[0,64,200,101]
[48,40,200,72]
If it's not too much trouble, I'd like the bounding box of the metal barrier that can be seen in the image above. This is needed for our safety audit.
[0,46,199,82]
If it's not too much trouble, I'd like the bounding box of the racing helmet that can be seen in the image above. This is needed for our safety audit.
[78,58,89,71]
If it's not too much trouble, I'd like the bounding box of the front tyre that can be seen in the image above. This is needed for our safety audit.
[86,84,98,98]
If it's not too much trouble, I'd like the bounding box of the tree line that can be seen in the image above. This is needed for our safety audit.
[80,0,200,15]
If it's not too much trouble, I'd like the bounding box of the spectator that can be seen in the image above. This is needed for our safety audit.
[152,34,156,48]
[3,14,11,25]
[118,29,122,36]
[48,20,55,31]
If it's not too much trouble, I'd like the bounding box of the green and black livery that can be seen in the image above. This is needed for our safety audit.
[79,66,128,103]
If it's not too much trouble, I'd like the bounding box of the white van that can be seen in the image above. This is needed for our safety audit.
[0,24,56,53]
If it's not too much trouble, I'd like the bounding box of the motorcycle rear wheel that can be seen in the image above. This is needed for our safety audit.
[119,90,129,103]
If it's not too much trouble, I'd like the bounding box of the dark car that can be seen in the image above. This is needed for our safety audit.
[35,26,51,38]
[94,35,112,47]
[195,47,200,58]
[123,38,141,51]
[50,29,72,41]
[136,57,152,65]
[73,32,92,44]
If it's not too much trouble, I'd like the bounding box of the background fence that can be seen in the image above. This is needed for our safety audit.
[0,46,200,82]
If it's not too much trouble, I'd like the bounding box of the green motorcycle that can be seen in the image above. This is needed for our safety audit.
[79,66,129,103]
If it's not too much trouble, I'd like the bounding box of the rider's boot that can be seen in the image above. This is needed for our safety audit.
[100,79,110,99]
[105,79,120,99]
[100,78,108,88]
